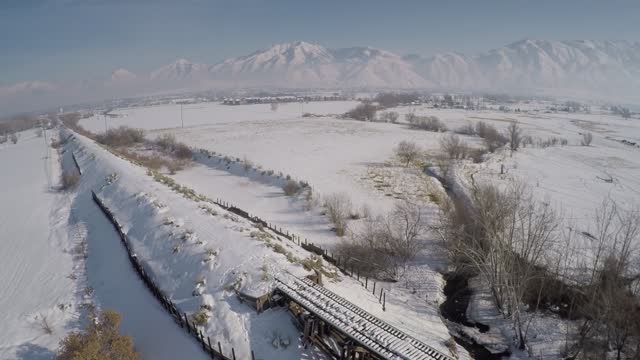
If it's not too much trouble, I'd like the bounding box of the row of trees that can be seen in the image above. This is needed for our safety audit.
[436,181,640,357]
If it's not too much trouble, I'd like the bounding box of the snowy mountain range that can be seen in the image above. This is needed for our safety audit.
[134,40,640,93]
[406,39,640,93]
[4,39,640,115]
[145,41,427,88]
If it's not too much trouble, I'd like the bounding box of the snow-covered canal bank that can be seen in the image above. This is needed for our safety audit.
[0,130,76,359]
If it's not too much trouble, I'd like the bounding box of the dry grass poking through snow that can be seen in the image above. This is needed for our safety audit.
[360,160,442,204]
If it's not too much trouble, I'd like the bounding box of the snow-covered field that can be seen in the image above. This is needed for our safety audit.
[77,101,465,356]
[0,129,79,359]
[5,98,638,359]
[81,101,640,247]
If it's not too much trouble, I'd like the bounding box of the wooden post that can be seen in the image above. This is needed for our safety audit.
[251,350,256,360]
[184,313,190,334]
[218,342,223,356]
[232,347,236,360]
[208,337,213,356]
[383,292,386,311]
[365,277,368,289]
[357,269,359,281]
[372,282,376,295]
[200,330,206,350]
[379,288,383,303]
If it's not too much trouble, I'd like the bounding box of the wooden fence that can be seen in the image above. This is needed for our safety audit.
[210,197,385,286]
[92,191,255,360]
[71,151,82,175]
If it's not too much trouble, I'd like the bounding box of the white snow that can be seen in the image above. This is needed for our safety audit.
[0,129,78,359]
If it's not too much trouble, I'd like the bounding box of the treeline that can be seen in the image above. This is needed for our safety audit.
[437,182,640,358]
[61,113,193,174]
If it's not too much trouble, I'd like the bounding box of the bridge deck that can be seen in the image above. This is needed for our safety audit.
[275,276,453,360]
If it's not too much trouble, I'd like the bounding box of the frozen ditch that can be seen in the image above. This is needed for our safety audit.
[425,169,511,359]
[59,134,210,360]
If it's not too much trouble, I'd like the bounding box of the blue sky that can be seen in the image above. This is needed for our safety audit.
[1,0,640,86]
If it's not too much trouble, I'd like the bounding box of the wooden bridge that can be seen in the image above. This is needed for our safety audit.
[274,276,454,360]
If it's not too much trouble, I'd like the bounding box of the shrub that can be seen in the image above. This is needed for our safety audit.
[345,103,377,121]
[475,122,507,152]
[507,122,523,151]
[155,134,176,151]
[167,161,184,175]
[324,193,352,236]
[407,115,447,132]
[581,132,593,146]
[36,128,43,138]
[56,310,139,360]
[173,143,193,160]
[469,148,488,163]
[379,111,399,123]
[242,156,253,171]
[336,201,427,279]
[191,309,209,327]
[10,133,18,144]
[0,135,6,144]
[455,122,476,136]
[440,133,469,160]
[61,172,80,190]
[283,180,301,196]
[395,141,421,167]
[95,126,144,147]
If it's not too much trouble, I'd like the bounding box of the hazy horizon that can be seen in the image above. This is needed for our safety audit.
[2,0,640,114]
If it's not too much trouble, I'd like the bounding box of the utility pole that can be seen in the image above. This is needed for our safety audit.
[180,103,184,128]
[42,124,48,157]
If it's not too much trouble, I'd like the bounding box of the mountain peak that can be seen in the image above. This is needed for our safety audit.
[150,59,208,82]
[111,68,136,81]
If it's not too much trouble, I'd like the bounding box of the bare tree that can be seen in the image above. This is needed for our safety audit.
[395,141,421,167]
[37,313,53,335]
[282,180,301,196]
[507,122,523,152]
[440,133,468,160]
[475,121,507,152]
[345,103,377,121]
[337,200,427,280]
[437,183,561,349]
[569,200,640,359]
[387,111,399,123]
[581,132,593,146]
[381,201,428,276]
[324,193,352,236]
[379,111,400,123]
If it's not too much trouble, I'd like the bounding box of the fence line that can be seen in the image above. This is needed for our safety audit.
[92,190,249,360]
[71,151,82,175]
[210,196,358,277]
